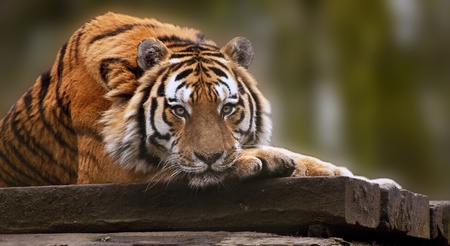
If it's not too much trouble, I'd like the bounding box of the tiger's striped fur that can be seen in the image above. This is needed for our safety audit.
[0,12,354,188]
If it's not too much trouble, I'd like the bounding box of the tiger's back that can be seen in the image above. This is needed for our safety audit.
[0,13,219,186]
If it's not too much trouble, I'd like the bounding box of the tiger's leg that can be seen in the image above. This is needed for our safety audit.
[232,146,352,180]
[233,146,401,188]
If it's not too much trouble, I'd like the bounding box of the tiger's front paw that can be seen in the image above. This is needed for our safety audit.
[231,146,353,181]
[290,155,353,177]
[232,147,296,180]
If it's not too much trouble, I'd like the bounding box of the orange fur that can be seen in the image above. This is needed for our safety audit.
[0,12,356,188]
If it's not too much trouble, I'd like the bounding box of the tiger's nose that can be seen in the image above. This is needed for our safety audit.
[194,151,224,165]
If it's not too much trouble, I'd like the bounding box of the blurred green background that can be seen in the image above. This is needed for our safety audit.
[0,0,449,199]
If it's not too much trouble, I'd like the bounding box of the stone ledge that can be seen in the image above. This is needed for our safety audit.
[0,177,448,245]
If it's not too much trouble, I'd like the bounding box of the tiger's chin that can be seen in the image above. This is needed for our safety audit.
[187,171,227,188]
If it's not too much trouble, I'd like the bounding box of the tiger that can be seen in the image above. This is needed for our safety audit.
[0,12,394,188]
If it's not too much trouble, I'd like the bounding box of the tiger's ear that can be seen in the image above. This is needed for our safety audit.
[137,38,170,70]
[221,37,254,68]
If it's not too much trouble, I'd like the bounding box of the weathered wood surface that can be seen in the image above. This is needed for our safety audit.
[430,201,450,244]
[378,186,430,238]
[0,231,373,246]
[0,177,380,234]
[0,177,448,245]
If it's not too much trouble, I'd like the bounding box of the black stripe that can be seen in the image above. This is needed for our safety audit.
[0,105,31,186]
[175,83,186,94]
[154,67,170,97]
[176,44,218,52]
[246,93,255,134]
[149,97,163,137]
[233,110,246,125]
[101,58,143,81]
[169,60,192,73]
[0,130,56,185]
[218,79,231,92]
[39,70,51,101]
[175,68,193,81]
[244,85,262,142]
[203,52,225,58]
[99,57,143,95]
[37,72,78,154]
[210,67,228,78]
[89,23,156,45]
[9,106,75,183]
[137,81,155,160]
[157,35,218,49]
[211,59,230,71]
[0,150,29,186]
[55,42,71,117]
[11,102,64,163]
[236,78,246,94]
[162,100,173,127]
[149,134,169,151]
[231,71,250,132]
[54,43,77,136]
[202,66,212,78]
[72,27,85,62]
[149,97,171,150]
[236,97,245,106]
[157,81,165,97]
[57,43,67,80]
[157,35,186,43]
[194,63,202,76]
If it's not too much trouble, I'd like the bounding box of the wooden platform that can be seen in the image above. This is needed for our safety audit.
[0,177,448,245]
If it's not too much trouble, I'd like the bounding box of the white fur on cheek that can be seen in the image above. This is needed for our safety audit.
[101,90,156,173]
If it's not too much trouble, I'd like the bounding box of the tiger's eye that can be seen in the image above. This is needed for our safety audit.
[221,104,234,116]
[172,106,187,118]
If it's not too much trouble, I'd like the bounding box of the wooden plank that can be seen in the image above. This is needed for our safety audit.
[0,177,381,235]
[430,201,450,244]
[0,231,354,246]
[378,187,430,239]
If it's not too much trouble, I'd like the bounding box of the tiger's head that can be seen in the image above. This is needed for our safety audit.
[102,37,271,187]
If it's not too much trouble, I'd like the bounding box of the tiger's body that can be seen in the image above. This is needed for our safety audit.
[0,12,354,188]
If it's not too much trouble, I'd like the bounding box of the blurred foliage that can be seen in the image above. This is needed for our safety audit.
[0,0,448,199]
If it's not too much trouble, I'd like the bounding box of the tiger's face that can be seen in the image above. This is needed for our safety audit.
[162,67,242,187]
[102,37,272,187]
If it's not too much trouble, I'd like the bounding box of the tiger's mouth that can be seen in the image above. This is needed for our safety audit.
[181,161,235,188]
[163,151,239,188]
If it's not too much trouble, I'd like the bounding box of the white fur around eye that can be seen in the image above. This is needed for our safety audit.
[222,71,238,94]
[165,74,183,101]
